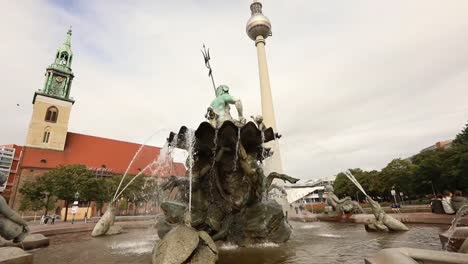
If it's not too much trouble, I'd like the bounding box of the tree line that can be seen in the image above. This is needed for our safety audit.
[333,121,468,201]
[19,165,164,221]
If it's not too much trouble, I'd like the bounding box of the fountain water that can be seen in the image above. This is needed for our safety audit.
[185,129,195,216]
[440,204,468,252]
[92,136,178,237]
[112,129,166,202]
[233,127,241,171]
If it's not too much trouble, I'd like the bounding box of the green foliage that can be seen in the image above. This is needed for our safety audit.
[453,122,468,146]
[333,121,468,199]
[19,165,100,219]
[19,176,56,213]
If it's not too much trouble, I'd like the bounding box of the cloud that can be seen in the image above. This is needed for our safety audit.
[1,0,467,180]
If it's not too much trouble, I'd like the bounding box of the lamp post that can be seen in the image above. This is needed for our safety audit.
[391,187,397,204]
[71,191,79,224]
[42,191,50,217]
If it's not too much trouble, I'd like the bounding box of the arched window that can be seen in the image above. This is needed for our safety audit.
[45,106,59,123]
[42,128,51,144]
[59,52,68,65]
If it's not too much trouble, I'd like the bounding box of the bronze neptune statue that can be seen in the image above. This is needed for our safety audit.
[155,84,298,260]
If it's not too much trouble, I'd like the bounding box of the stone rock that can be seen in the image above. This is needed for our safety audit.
[152,225,199,264]
[198,231,218,254]
[105,226,123,236]
[189,245,217,264]
[0,247,33,264]
[155,216,178,239]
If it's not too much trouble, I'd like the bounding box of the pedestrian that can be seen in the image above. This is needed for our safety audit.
[40,215,45,225]
[451,190,467,212]
[51,214,56,224]
[43,215,49,224]
[441,190,455,215]
[84,212,88,224]
[431,193,445,214]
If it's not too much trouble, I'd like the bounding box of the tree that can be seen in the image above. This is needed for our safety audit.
[380,159,416,197]
[453,121,468,146]
[19,176,56,216]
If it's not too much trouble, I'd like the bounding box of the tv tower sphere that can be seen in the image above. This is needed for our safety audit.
[246,1,272,41]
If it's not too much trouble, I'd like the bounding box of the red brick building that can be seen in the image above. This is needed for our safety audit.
[0,29,185,215]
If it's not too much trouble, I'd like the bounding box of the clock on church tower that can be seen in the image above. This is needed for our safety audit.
[25,28,76,151]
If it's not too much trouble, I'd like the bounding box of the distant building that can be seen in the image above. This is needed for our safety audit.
[1,29,185,215]
[0,145,22,198]
[420,140,453,153]
[285,176,336,204]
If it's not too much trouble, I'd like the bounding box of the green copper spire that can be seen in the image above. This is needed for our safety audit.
[58,27,73,56]
[39,28,75,101]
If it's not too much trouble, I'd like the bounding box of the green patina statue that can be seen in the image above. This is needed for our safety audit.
[206,85,245,128]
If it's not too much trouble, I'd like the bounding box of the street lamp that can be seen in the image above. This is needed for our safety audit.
[42,191,50,217]
[391,187,397,204]
[71,192,79,224]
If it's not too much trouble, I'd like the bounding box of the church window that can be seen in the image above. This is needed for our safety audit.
[42,131,51,143]
[45,106,59,123]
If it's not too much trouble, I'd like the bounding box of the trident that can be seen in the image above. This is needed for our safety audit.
[201,44,216,95]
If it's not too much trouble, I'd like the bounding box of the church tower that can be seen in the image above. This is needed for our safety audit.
[25,28,75,151]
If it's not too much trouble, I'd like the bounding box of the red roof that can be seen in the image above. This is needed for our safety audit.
[21,132,185,177]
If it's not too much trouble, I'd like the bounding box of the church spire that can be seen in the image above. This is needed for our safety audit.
[62,27,72,48]
[39,28,75,100]
[55,27,73,68]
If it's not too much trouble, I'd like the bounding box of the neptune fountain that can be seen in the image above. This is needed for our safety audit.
[151,84,299,263]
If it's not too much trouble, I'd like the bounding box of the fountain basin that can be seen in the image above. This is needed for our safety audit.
[439,226,468,252]
[0,247,33,264]
[365,247,468,264]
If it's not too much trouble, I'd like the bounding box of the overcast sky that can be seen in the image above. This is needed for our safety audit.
[1,0,467,181]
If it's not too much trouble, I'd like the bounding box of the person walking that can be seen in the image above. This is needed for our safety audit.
[451,190,467,212]
[442,190,455,215]
[51,214,56,225]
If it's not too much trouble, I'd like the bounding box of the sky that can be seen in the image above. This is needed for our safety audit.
[1,0,467,181]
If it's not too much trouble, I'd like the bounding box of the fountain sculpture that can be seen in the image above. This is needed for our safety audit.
[153,84,298,263]
[343,171,409,232]
[324,185,364,215]
[0,173,29,244]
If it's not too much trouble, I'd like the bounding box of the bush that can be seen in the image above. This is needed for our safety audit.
[305,203,325,214]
